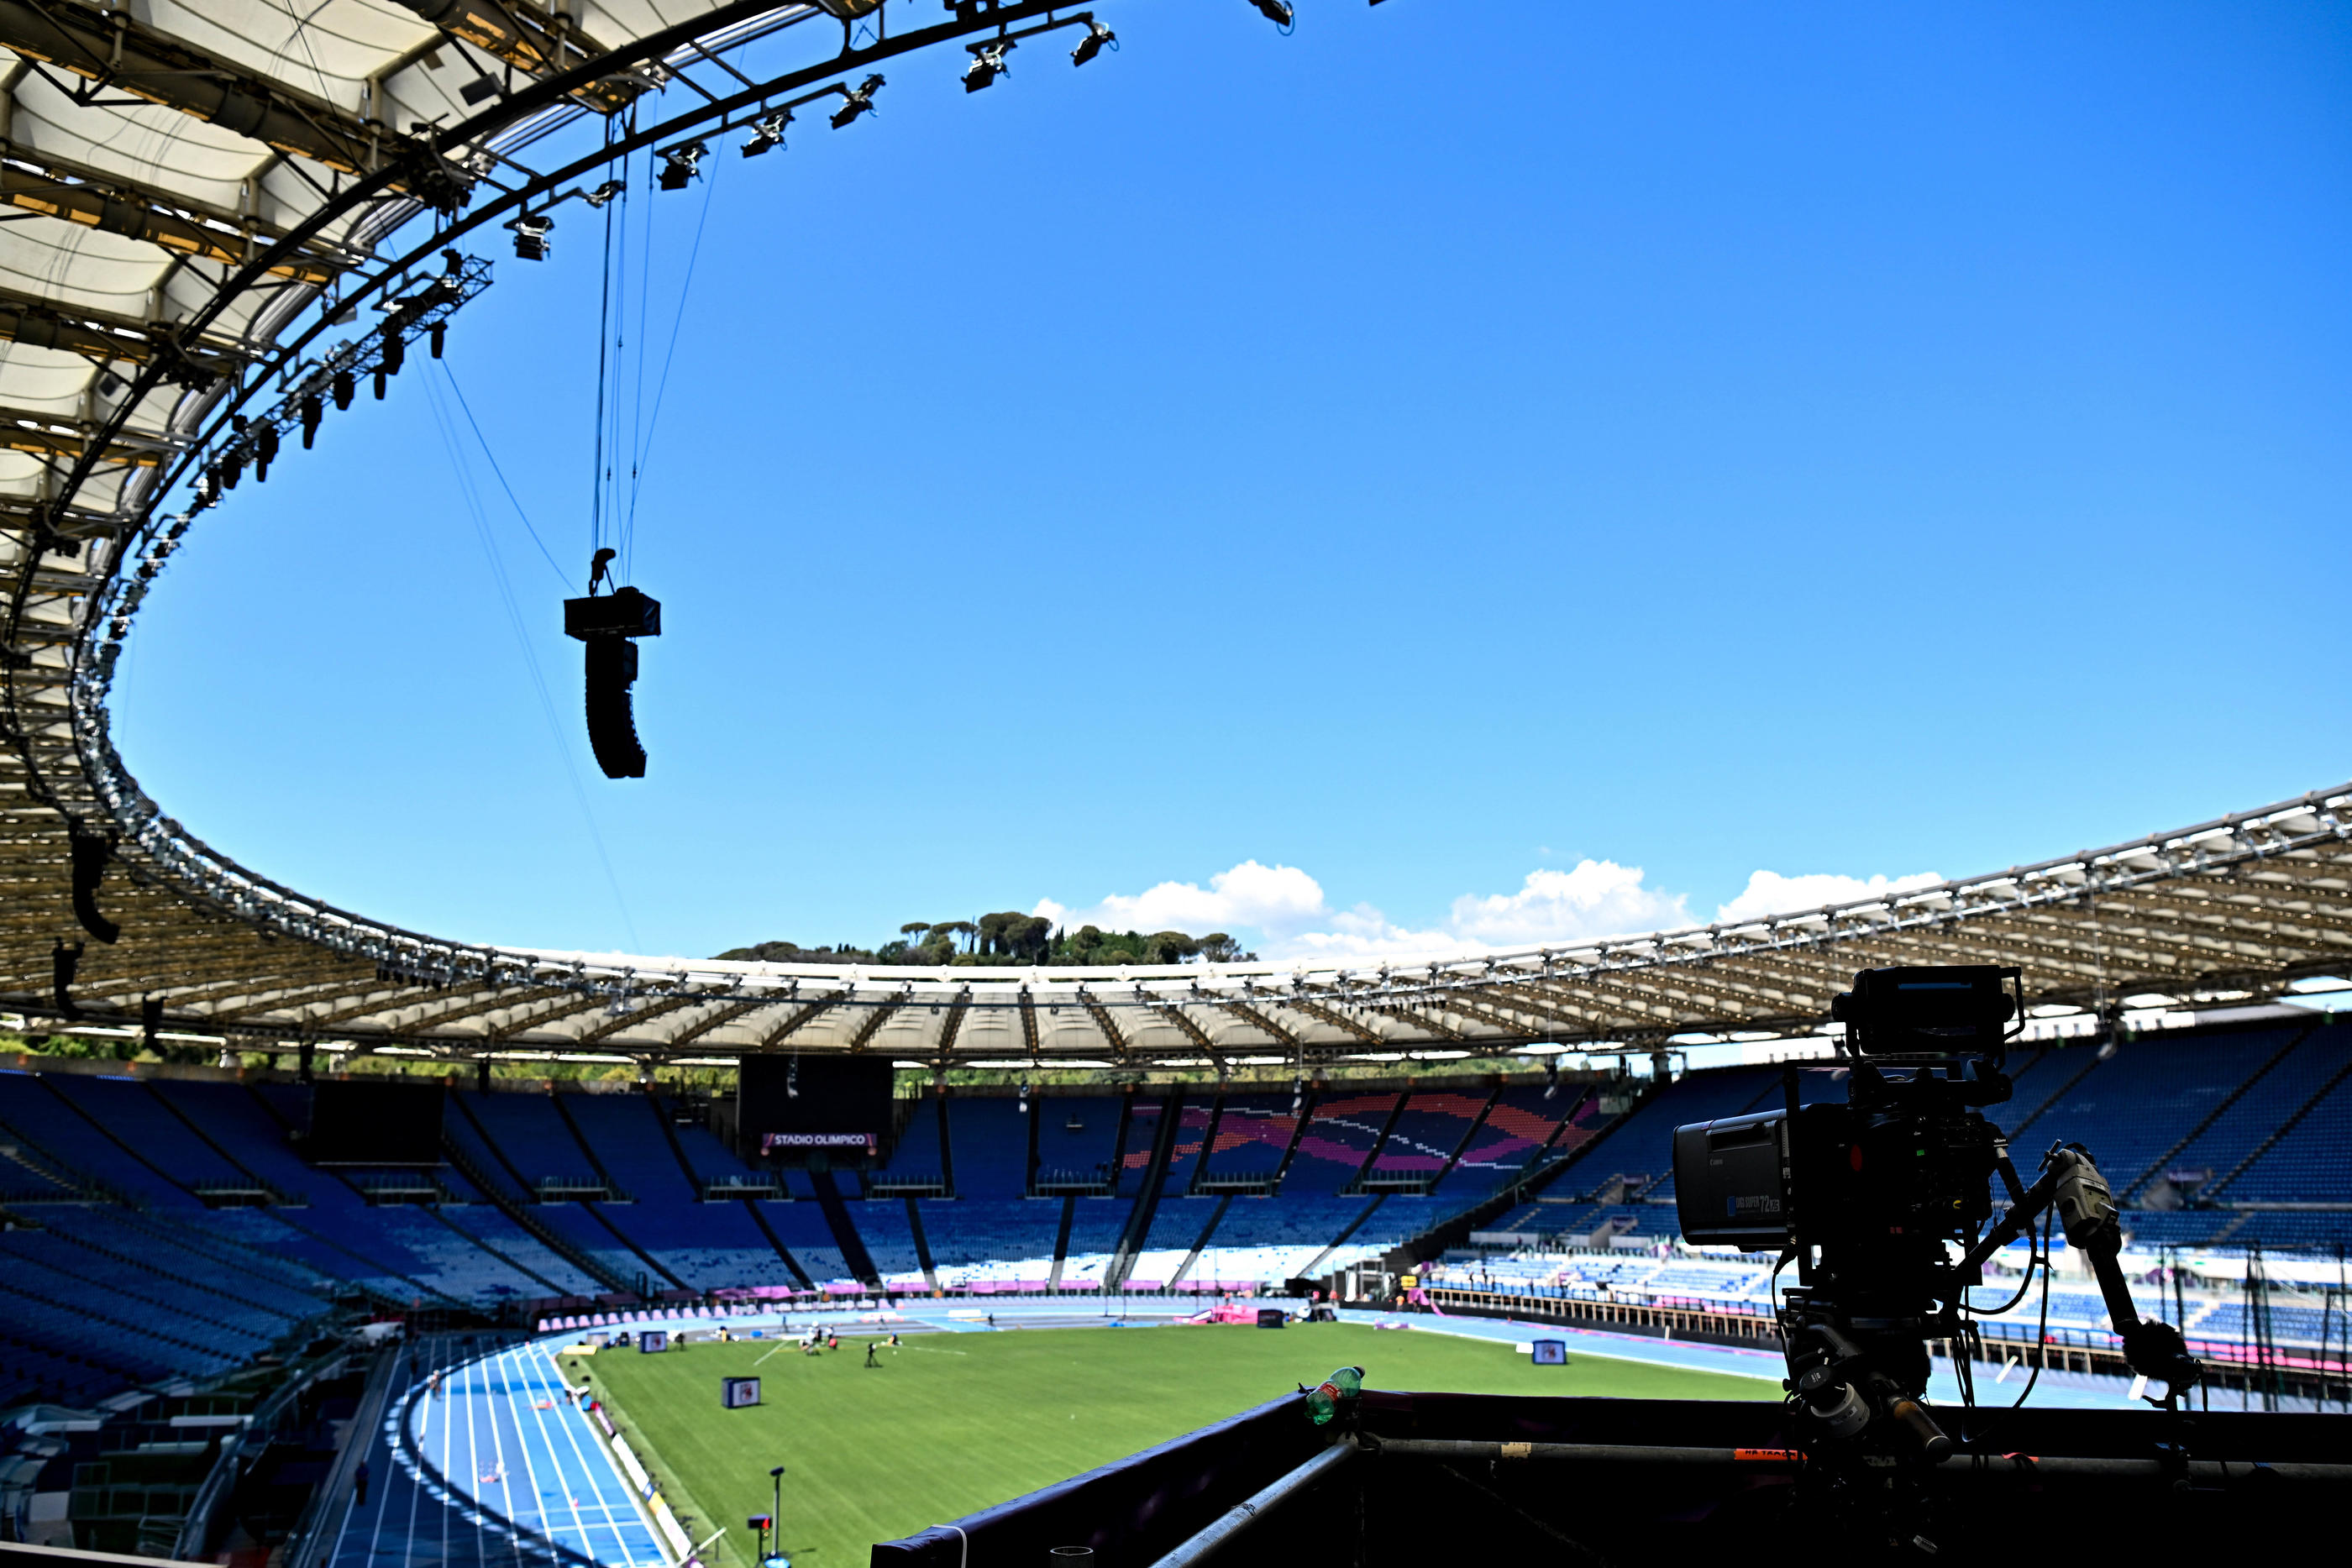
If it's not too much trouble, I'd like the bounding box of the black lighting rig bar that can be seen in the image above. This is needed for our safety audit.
[184,256,494,511]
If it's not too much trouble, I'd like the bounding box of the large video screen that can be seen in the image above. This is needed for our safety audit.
[306,1080,446,1166]
[738,1056,891,1162]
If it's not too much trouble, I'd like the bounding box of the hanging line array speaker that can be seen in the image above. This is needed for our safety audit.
[68,821,121,943]
[564,584,661,779]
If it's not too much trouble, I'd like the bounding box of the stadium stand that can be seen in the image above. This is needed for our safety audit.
[4,1028,2349,1417]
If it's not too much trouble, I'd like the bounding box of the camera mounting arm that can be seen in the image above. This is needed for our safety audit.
[1957,1142,2202,1405]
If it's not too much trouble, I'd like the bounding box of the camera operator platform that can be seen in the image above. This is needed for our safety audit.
[1676,965,2203,1544]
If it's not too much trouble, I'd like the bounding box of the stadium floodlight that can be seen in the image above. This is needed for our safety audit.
[832,74,885,128]
[1073,21,1115,66]
[507,212,552,260]
[963,41,1012,92]
[658,140,708,190]
[1249,0,1295,26]
[743,110,792,156]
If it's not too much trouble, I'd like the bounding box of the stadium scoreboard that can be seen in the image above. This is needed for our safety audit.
[305,1080,445,1165]
[738,1057,892,1165]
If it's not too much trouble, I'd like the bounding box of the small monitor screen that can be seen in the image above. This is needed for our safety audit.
[639,1330,669,1353]
[722,1377,762,1409]
[1530,1340,1567,1366]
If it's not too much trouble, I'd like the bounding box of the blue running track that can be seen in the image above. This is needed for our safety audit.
[330,1336,668,1568]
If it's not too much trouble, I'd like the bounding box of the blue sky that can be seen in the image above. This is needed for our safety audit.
[113,0,2349,964]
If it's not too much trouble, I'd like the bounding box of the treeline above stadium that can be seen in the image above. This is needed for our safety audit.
[717,915,1255,968]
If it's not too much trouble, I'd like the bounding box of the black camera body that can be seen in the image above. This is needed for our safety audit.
[1677,965,2020,1259]
[1667,964,2200,1545]
[1674,966,2024,1466]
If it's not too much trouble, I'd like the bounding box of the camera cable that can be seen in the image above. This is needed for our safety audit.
[1968,1205,2056,1449]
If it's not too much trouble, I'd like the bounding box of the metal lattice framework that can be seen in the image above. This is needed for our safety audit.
[0,4,2346,1069]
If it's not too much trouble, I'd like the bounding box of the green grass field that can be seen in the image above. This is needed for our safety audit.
[567,1324,1771,1568]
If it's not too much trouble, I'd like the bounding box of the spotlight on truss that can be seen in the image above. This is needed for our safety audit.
[1073,21,1116,66]
[507,212,552,260]
[658,140,708,190]
[832,74,885,128]
[583,179,625,208]
[743,110,792,156]
[1250,0,1294,25]
[964,41,1013,92]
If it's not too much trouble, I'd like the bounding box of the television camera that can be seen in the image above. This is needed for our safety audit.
[1675,966,2202,1481]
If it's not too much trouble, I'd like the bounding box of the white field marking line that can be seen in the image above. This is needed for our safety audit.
[520,1349,613,1564]
[480,1349,524,1568]
[543,1356,659,1568]
[895,1345,968,1356]
[460,1348,483,1564]
[528,1342,665,1568]
[517,1348,617,1561]
[569,1358,685,1568]
[506,1348,585,1562]
[352,1343,408,1568]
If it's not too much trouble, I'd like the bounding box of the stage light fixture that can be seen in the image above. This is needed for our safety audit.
[1072,22,1115,66]
[1250,0,1294,24]
[832,74,885,128]
[963,42,1012,92]
[743,110,792,156]
[507,212,553,260]
[658,140,708,190]
[332,369,354,409]
[254,422,278,481]
[299,394,323,448]
[584,180,625,208]
[429,322,446,359]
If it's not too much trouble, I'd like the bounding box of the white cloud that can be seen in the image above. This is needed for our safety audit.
[1035,857,1689,963]
[1266,905,1460,963]
[1032,857,1943,967]
[1033,859,1328,938]
[1714,868,1943,925]
[1448,862,1692,947]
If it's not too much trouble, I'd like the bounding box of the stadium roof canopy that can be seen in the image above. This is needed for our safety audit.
[1,4,2348,1069]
